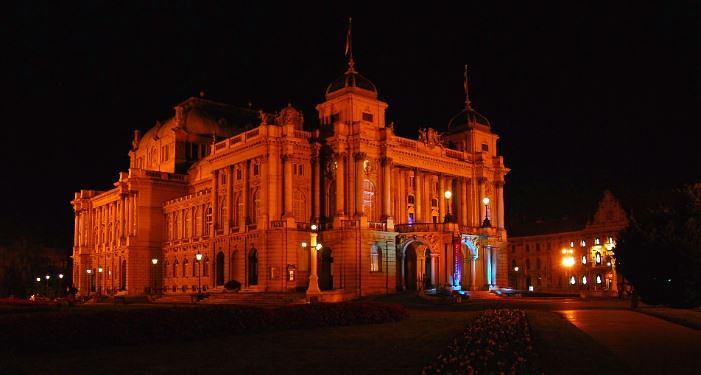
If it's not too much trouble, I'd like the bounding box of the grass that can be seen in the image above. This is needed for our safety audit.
[527,310,631,374]
[1,309,477,374]
[637,306,701,330]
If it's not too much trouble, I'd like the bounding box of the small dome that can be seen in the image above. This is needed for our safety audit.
[447,108,491,130]
[275,103,304,129]
[325,70,377,98]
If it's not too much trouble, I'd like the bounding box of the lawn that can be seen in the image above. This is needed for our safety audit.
[1,309,477,374]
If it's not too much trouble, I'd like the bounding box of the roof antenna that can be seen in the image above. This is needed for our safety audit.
[463,65,472,110]
[345,17,355,73]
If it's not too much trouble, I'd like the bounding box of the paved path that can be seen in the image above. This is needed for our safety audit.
[559,309,701,375]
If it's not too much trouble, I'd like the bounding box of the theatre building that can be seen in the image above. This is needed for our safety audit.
[507,191,628,295]
[71,52,509,300]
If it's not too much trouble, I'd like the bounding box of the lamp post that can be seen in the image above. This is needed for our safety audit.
[98,267,103,295]
[306,224,322,298]
[196,252,203,296]
[86,269,92,298]
[481,197,491,228]
[151,258,158,295]
[58,273,64,297]
[444,190,453,223]
[45,275,50,294]
[36,277,41,296]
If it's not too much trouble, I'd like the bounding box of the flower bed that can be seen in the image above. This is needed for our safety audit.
[0,301,407,353]
[422,309,539,374]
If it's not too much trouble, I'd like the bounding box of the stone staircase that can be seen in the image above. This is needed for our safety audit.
[204,291,307,306]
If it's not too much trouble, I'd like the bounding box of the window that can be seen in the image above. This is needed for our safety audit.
[581,240,586,247]
[582,275,588,285]
[595,252,602,265]
[608,236,614,244]
[363,179,376,220]
[431,198,438,207]
[595,237,600,245]
[192,259,197,276]
[362,112,374,122]
[183,259,189,277]
[173,259,179,278]
[408,212,414,224]
[407,195,415,204]
[525,258,531,270]
[535,243,541,251]
[570,276,576,285]
[536,258,541,270]
[370,245,381,272]
[165,260,171,277]
[547,242,552,251]
[220,173,226,185]
[298,165,304,175]
[481,143,489,152]
[203,257,209,276]
[511,245,516,253]
[582,255,587,265]
[204,205,212,235]
[293,163,297,175]
[525,244,530,252]
[293,190,306,222]
[596,274,603,284]
[569,241,574,248]
[409,176,415,189]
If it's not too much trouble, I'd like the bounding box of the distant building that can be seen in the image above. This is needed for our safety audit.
[71,38,509,299]
[508,191,628,294]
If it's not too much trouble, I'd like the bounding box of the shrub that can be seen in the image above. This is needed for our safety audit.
[422,309,539,374]
[224,280,241,291]
[0,301,407,354]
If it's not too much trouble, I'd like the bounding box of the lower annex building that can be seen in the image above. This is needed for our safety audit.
[507,191,628,295]
[71,51,510,300]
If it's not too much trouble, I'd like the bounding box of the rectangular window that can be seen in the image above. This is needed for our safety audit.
[293,163,297,175]
[362,112,374,122]
[525,244,530,252]
[481,143,489,152]
[536,243,541,251]
[299,165,303,175]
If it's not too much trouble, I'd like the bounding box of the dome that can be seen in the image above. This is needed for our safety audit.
[325,70,378,98]
[137,97,258,151]
[447,107,491,130]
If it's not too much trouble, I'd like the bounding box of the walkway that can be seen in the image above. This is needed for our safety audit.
[559,309,701,375]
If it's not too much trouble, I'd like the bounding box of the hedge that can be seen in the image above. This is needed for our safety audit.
[0,301,407,354]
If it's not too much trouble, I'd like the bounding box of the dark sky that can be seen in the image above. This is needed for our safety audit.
[5,2,700,247]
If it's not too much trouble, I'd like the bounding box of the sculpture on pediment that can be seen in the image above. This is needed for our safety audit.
[418,127,445,149]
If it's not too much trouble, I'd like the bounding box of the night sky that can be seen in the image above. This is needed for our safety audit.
[6,2,700,248]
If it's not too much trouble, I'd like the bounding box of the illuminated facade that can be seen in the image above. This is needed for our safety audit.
[508,191,628,294]
[71,49,509,299]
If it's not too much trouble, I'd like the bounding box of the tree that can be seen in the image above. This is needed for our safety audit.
[616,185,701,307]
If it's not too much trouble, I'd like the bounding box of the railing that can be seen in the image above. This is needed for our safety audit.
[246,129,259,139]
[294,130,311,139]
[445,149,464,160]
[397,137,418,150]
[395,222,449,233]
[341,220,358,229]
[271,220,286,229]
[368,221,387,231]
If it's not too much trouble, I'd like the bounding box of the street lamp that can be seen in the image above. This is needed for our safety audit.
[514,266,519,272]
[45,275,50,294]
[98,267,103,295]
[482,197,491,228]
[86,269,92,297]
[196,252,203,296]
[306,224,322,299]
[444,190,453,223]
[561,249,575,288]
[151,258,158,295]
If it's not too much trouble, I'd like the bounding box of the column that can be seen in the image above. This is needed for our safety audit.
[397,169,405,223]
[335,153,345,216]
[227,165,234,231]
[414,169,422,223]
[120,196,126,239]
[484,246,492,288]
[496,182,505,229]
[313,155,321,220]
[211,170,218,232]
[381,157,392,219]
[268,150,280,220]
[470,253,478,291]
[438,175,446,222]
[260,157,269,228]
[354,152,366,216]
[491,247,497,286]
[283,155,293,217]
[479,178,486,226]
[460,178,468,226]
[241,161,249,232]
[74,213,79,246]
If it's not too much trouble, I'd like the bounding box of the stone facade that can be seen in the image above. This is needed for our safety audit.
[71,55,509,298]
[508,191,628,295]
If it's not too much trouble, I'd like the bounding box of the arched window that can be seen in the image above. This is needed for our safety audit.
[165,260,171,278]
[175,212,182,239]
[293,190,306,222]
[184,209,191,238]
[218,197,226,228]
[570,276,576,285]
[194,206,202,237]
[173,259,179,278]
[251,190,260,224]
[204,205,212,235]
[183,258,189,278]
[407,195,415,204]
[595,252,602,265]
[363,179,376,220]
[370,245,381,272]
[582,275,588,285]
[582,255,587,265]
[596,274,603,284]
[235,194,243,227]
[203,257,210,277]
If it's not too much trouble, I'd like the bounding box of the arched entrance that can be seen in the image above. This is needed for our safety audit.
[216,251,225,286]
[120,260,127,290]
[248,248,258,285]
[404,245,417,290]
[319,248,333,290]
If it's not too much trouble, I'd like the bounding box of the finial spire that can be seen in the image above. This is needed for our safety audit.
[345,17,355,72]
[463,65,472,110]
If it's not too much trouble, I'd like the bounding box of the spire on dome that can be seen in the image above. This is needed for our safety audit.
[463,65,472,110]
[345,17,355,73]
